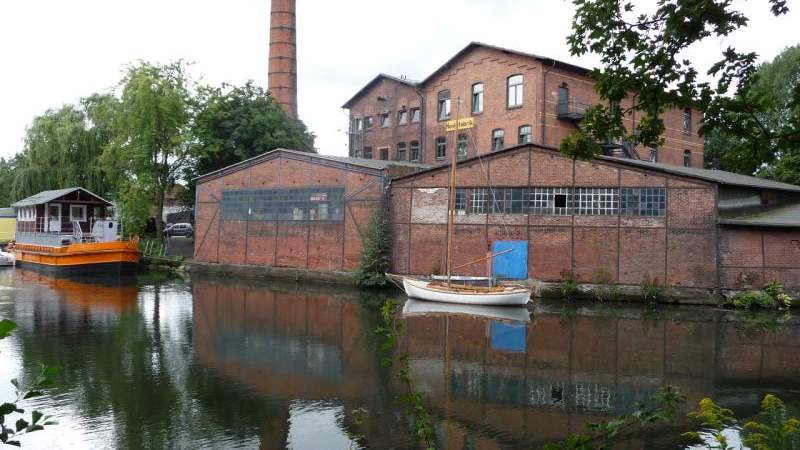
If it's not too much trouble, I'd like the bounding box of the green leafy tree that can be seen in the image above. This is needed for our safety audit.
[12,104,110,201]
[104,61,194,236]
[564,0,792,162]
[184,82,315,204]
[0,157,18,207]
[355,208,390,288]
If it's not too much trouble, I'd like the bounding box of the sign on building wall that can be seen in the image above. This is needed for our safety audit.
[445,117,475,132]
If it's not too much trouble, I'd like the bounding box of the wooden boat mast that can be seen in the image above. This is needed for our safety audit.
[445,98,461,283]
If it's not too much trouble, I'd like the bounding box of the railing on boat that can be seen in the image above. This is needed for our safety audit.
[13,217,131,246]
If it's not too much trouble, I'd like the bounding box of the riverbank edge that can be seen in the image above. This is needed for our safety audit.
[184,260,765,306]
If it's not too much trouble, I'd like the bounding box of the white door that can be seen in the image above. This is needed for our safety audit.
[47,204,61,233]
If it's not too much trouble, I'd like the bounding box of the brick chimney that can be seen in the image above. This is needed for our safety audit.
[268,0,298,119]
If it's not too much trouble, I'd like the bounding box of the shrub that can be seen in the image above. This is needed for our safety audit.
[731,291,775,309]
[641,276,659,303]
[560,270,579,300]
[354,208,390,288]
[764,281,793,308]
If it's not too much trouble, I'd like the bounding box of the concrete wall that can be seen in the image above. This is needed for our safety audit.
[194,152,384,271]
[388,146,718,290]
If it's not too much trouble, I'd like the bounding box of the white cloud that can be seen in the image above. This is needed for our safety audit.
[0,0,798,160]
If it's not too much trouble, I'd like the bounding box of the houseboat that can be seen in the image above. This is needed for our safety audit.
[7,188,140,275]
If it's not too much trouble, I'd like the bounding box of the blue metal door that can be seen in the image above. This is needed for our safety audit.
[492,240,528,279]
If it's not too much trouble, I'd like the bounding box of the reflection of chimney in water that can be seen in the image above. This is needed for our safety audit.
[269,0,298,119]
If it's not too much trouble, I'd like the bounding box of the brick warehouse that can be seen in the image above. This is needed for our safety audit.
[387,143,800,294]
[344,42,704,168]
[193,149,426,271]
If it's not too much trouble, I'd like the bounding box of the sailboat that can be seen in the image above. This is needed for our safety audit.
[389,99,532,306]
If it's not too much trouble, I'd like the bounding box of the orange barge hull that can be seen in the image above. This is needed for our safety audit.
[9,241,141,276]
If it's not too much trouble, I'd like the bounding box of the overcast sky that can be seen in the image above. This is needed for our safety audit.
[1,0,798,161]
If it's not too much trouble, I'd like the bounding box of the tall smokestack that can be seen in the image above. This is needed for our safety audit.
[268,0,298,119]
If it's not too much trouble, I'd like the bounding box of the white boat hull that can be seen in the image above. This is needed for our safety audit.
[0,251,15,267]
[402,277,530,306]
[402,299,530,322]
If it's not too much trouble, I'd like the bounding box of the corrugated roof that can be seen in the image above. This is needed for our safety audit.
[194,148,431,182]
[11,187,113,207]
[342,73,419,109]
[600,156,800,192]
[719,203,800,227]
[0,208,15,218]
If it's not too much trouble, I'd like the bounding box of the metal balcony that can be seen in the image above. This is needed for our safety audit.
[556,98,592,121]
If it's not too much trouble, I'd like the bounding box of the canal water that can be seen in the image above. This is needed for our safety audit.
[1,267,799,449]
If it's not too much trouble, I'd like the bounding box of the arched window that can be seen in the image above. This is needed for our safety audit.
[492,129,505,151]
[457,134,468,159]
[683,149,692,167]
[507,75,523,108]
[472,83,484,114]
[518,125,532,144]
[435,137,447,160]
[649,148,658,162]
[410,141,420,162]
[683,108,692,134]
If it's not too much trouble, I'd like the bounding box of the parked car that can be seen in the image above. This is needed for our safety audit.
[163,223,193,238]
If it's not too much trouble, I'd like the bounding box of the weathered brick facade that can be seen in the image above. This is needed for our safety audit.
[388,143,800,292]
[194,149,406,271]
[345,42,703,168]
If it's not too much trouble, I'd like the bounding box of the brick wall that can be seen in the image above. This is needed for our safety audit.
[388,146,718,290]
[346,44,704,167]
[194,152,384,271]
[719,227,800,290]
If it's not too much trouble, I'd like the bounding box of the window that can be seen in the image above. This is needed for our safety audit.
[364,116,373,130]
[379,112,390,128]
[437,90,451,120]
[470,188,488,214]
[471,83,484,114]
[435,137,447,159]
[620,188,666,217]
[575,188,618,215]
[649,147,658,162]
[354,117,363,132]
[222,188,345,222]
[396,142,407,161]
[398,109,408,125]
[410,141,420,162]
[530,188,572,215]
[379,147,389,160]
[491,188,527,214]
[683,149,692,167]
[457,134,468,159]
[682,108,692,134]
[518,125,532,144]
[507,75,523,108]
[70,205,87,222]
[410,107,421,123]
[409,141,420,162]
[363,146,373,159]
[492,129,504,151]
[454,189,467,215]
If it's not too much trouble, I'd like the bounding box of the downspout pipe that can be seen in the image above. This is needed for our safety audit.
[415,87,425,163]
[541,61,556,146]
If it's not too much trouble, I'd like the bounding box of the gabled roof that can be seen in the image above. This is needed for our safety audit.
[194,148,431,183]
[419,41,592,86]
[11,187,113,208]
[342,73,419,109]
[391,142,800,193]
[720,203,800,228]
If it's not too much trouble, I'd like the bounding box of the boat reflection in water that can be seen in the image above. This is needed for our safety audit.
[4,272,800,449]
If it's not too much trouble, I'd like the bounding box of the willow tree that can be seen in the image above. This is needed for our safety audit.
[12,105,109,201]
[104,61,193,236]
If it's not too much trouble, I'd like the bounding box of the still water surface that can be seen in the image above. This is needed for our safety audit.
[1,267,799,449]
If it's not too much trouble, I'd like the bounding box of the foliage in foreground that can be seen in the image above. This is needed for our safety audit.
[0,319,59,447]
[354,207,391,288]
[544,385,685,449]
[730,281,793,310]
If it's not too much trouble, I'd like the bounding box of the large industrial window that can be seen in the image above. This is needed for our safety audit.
[470,188,488,214]
[222,188,345,222]
[396,142,407,161]
[575,188,618,215]
[410,107,421,123]
[518,125,532,144]
[492,129,504,151]
[472,83,484,114]
[491,188,527,214]
[507,75,523,108]
[438,90,451,120]
[410,141,420,161]
[454,189,467,215]
[435,136,447,160]
[529,187,572,215]
[620,188,666,216]
[457,134,468,159]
